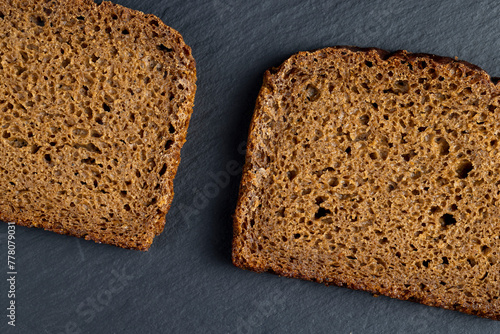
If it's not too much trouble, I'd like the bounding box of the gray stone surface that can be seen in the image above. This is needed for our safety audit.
[1,0,500,332]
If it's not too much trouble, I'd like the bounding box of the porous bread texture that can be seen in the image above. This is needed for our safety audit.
[233,47,500,319]
[0,0,196,250]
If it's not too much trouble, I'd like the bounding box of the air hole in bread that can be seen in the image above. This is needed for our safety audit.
[164,140,173,150]
[31,145,41,154]
[387,182,397,192]
[81,157,95,165]
[73,143,102,154]
[359,114,369,125]
[440,214,456,226]
[467,257,476,268]
[481,245,491,256]
[157,44,173,52]
[314,207,331,219]
[30,15,45,27]
[435,137,449,155]
[159,163,167,177]
[287,170,297,181]
[402,150,416,162]
[456,160,473,179]
[73,128,88,137]
[91,130,102,138]
[306,84,320,101]
[9,138,28,148]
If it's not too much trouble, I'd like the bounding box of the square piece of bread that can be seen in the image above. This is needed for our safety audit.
[233,47,500,319]
[0,0,196,250]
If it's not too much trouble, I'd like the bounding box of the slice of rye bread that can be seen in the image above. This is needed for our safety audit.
[233,46,500,319]
[0,0,196,250]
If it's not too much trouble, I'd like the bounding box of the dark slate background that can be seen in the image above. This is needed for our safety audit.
[2,0,500,333]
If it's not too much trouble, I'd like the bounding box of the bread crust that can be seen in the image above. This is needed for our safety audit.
[233,46,499,319]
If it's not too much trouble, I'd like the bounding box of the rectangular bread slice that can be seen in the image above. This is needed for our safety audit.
[233,46,500,319]
[0,0,196,250]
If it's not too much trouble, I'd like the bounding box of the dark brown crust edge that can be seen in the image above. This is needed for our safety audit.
[0,0,197,251]
[232,46,499,320]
